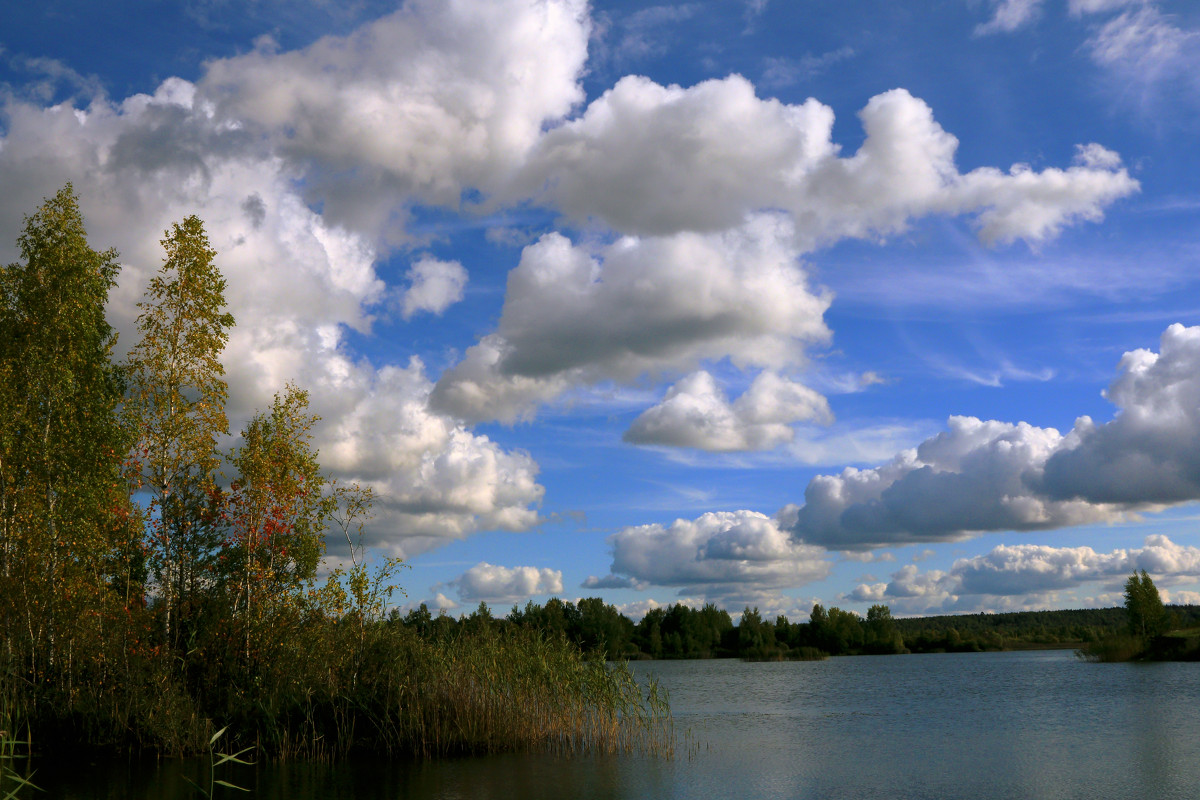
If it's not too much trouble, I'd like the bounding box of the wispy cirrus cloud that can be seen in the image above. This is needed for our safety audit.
[1084,5,1200,89]
[926,357,1055,388]
[974,0,1045,36]
[760,47,856,88]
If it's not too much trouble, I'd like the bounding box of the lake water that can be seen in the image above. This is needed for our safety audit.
[33,650,1200,799]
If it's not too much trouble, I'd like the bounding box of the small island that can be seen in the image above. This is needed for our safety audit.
[1077,570,1200,662]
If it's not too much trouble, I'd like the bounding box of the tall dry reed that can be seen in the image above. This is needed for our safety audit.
[258,621,673,760]
[1,601,674,762]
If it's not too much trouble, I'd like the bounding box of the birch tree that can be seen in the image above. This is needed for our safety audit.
[1124,569,1168,640]
[226,385,332,660]
[0,185,128,682]
[125,215,234,645]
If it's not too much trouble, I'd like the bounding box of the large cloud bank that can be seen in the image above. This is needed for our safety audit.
[0,90,547,559]
[0,0,1142,559]
[786,324,1200,550]
[436,76,1134,425]
[0,0,580,556]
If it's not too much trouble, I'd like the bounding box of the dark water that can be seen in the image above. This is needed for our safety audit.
[34,650,1200,799]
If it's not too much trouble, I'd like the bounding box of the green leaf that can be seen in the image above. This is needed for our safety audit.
[212,746,254,767]
[212,779,250,791]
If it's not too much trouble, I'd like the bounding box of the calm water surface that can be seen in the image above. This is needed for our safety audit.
[38,650,1200,799]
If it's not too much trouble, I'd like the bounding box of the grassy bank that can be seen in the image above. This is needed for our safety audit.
[1078,627,1200,662]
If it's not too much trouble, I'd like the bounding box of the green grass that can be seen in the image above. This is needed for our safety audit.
[1078,627,1200,662]
[1076,634,1144,662]
[0,705,41,799]
[181,727,254,797]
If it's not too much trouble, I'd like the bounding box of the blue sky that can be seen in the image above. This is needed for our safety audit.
[3,0,1200,620]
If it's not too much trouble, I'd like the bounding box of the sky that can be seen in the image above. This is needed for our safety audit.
[3,0,1200,621]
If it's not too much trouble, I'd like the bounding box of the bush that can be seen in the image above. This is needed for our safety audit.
[1076,634,1144,662]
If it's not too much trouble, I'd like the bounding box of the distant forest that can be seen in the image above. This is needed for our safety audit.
[408,599,1200,661]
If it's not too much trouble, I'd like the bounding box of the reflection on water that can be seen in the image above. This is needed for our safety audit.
[36,651,1200,800]
[39,750,674,800]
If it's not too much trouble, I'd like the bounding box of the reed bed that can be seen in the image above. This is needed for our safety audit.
[1076,634,1144,662]
[388,629,673,758]
[0,617,672,762]
[0,603,674,762]
[0,704,40,798]
[258,622,674,760]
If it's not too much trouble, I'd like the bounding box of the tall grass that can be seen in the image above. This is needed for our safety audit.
[1076,634,1144,662]
[1078,629,1200,662]
[181,727,254,797]
[256,621,673,760]
[0,704,40,799]
[0,609,673,763]
[386,628,673,758]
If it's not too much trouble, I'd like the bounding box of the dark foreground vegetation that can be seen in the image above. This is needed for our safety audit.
[0,187,671,776]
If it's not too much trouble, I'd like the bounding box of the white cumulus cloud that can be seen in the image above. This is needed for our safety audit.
[787,324,1200,550]
[516,79,1136,245]
[431,215,832,422]
[786,416,1120,550]
[448,562,564,603]
[398,256,468,319]
[1039,323,1200,505]
[314,358,544,555]
[200,0,591,238]
[595,510,832,604]
[625,370,832,452]
[850,534,1200,609]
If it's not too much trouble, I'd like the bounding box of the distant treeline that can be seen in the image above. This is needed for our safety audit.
[897,606,1200,652]
[407,598,1200,661]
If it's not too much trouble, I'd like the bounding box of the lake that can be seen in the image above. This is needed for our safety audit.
[33,650,1200,799]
